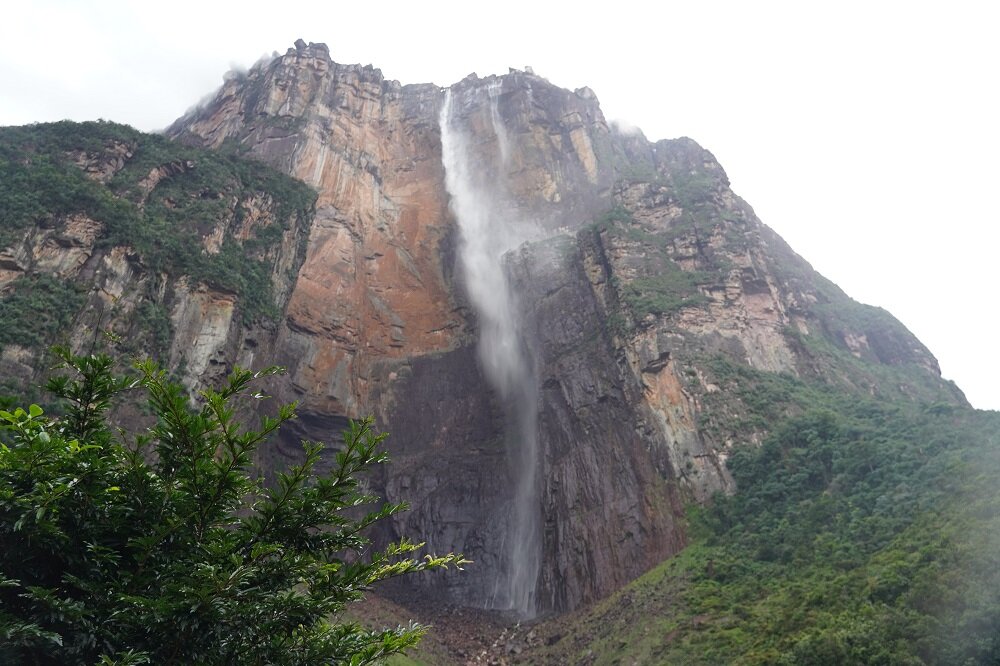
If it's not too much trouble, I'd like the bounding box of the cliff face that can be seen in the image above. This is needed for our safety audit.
[166,43,617,426]
[0,121,314,404]
[164,42,962,614]
[170,43,456,427]
[166,42,659,611]
[0,41,964,617]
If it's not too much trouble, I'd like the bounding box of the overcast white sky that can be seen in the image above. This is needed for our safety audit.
[2,0,997,409]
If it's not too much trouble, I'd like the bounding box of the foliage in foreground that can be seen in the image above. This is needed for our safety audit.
[0,349,465,665]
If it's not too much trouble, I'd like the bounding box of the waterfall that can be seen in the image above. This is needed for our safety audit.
[439,84,541,617]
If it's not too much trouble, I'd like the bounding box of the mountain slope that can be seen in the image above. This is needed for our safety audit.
[0,40,981,640]
[520,389,1000,664]
[164,41,966,616]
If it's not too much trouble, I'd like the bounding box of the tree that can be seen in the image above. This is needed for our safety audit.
[0,348,466,664]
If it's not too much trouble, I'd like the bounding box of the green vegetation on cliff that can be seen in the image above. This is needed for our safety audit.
[0,275,87,348]
[591,207,712,319]
[0,120,316,333]
[529,363,1000,665]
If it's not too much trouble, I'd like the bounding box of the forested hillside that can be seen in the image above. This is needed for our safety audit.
[520,366,1000,664]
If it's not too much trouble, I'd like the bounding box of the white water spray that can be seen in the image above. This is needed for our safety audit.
[440,84,541,617]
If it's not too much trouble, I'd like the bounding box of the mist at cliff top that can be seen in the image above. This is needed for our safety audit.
[1,0,997,409]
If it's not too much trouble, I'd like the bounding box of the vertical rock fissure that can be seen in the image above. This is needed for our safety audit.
[439,86,541,617]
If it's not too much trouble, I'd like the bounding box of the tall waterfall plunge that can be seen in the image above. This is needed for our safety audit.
[439,85,541,617]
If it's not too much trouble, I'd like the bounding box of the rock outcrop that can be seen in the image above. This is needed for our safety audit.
[0,121,315,401]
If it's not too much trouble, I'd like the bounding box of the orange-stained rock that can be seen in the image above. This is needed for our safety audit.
[170,47,460,419]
